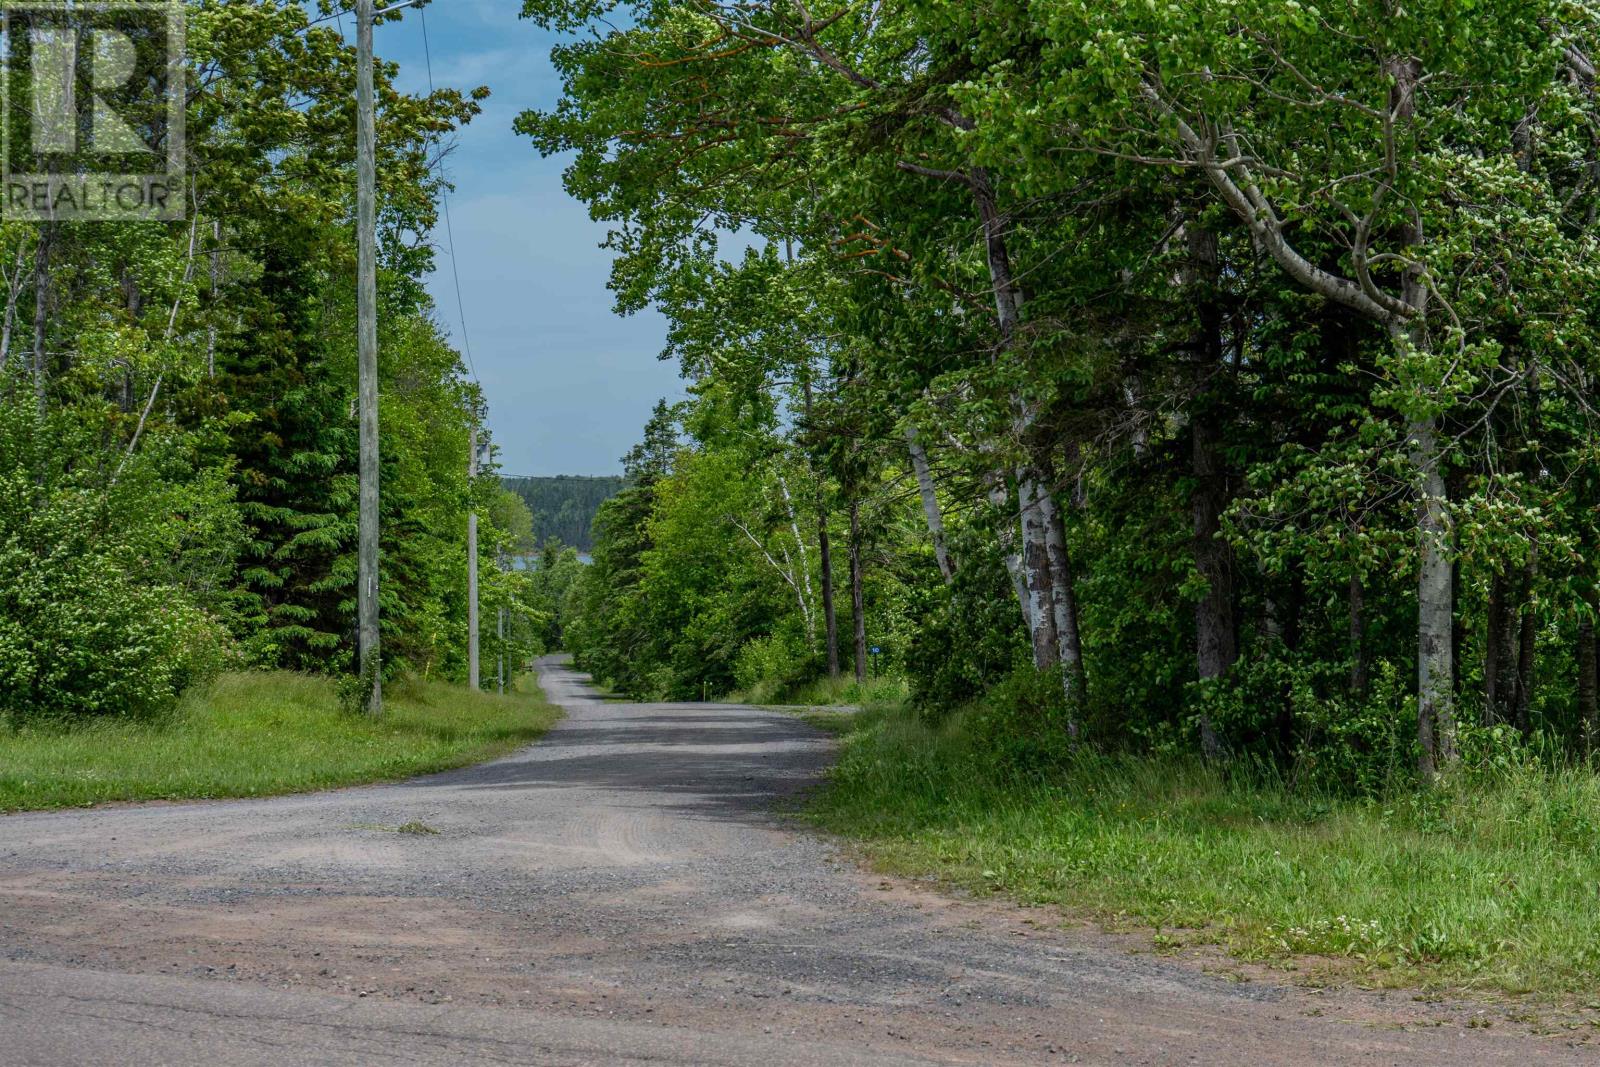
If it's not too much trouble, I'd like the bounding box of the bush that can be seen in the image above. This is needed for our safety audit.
[1193,652,1414,794]
[903,533,1027,714]
[732,627,817,703]
[0,541,222,718]
[0,403,235,718]
[961,665,1080,774]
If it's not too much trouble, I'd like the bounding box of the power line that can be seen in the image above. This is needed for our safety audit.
[307,0,421,33]
[415,4,489,693]
[419,4,479,385]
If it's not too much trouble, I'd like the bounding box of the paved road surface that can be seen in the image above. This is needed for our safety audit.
[0,658,1586,1065]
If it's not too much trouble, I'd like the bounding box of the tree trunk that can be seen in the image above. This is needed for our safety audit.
[905,425,954,582]
[1186,223,1235,760]
[1122,374,1151,459]
[30,226,51,415]
[802,371,840,679]
[987,475,1032,636]
[968,169,1063,670]
[0,241,27,374]
[207,218,221,378]
[1038,479,1086,717]
[1510,364,1543,736]
[1511,542,1539,736]
[819,511,839,679]
[776,473,816,645]
[1384,57,1456,777]
[971,167,1023,336]
[1451,555,1465,698]
[1484,571,1508,724]
[849,496,867,685]
[1272,573,1304,755]
[1191,420,1236,690]
[1016,471,1060,670]
[1411,415,1457,778]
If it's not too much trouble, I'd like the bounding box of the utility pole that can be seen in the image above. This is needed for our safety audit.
[494,543,507,695]
[355,0,382,714]
[468,426,481,690]
[497,603,505,695]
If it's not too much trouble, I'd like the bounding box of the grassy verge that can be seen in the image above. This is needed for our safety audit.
[808,703,1600,998]
[729,672,909,708]
[0,671,560,812]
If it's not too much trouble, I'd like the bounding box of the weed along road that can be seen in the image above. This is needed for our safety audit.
[0,658,1579,1065]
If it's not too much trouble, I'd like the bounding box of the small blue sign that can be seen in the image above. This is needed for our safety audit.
[869,646,881,655]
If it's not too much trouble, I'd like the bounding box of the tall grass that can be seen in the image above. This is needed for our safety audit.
[809,703,1600,995]
[730,671,910,708]
[0,671,560,811]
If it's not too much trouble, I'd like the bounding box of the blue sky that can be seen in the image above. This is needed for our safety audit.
[360,0,685,476]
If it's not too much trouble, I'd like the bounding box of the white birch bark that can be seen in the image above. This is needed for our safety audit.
[904,424,954,581]
[987,475,1032,635]
[1016,471,1060,670]
[776,471,817,644]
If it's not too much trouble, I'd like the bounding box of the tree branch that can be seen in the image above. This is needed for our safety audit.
[1139,77,1410,327]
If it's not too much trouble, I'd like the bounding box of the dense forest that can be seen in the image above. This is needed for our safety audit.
[0,1,538,718]
[522,0,1600,789]
[503,475,624,552]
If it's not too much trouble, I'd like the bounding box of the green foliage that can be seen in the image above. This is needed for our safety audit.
[732,627,817,702]
[1195,657,1416,795]
[502,475,624,552]
[564,483,659,691]
[0,0,518,717]
[213,219,358,671]
[902,529,1028,714]
[524,0,1600,788]
[810,704,1600,994]
[0,403,234,719]
[526,541,585,649]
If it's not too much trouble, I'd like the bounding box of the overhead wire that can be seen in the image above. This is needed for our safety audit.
[298,2,480,386]
[418,2,479,386]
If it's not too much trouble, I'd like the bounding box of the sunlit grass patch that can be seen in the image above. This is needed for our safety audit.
[0,671,560,812]
[730,671,910,709]
[809,703,1600,997]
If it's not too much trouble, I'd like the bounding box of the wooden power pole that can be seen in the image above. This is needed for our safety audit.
[468,426,481,690]
[355,0,382,714]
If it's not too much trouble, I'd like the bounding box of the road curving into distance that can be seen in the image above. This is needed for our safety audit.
[0,657,1584,1065]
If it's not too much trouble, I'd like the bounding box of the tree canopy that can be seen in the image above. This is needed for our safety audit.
[520,0,1600,784]
[0,0,535,716]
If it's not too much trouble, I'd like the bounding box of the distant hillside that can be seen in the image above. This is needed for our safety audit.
[502,475,626,553]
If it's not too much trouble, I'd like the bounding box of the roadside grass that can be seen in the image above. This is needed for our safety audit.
[808,703,1600,997]
[0,671,560,812]
[730,672,909,709]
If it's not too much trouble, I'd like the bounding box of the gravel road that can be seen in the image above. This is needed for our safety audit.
[0,657,1587,1065]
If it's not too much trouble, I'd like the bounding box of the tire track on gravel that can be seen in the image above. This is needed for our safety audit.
[0,656,1588,1065]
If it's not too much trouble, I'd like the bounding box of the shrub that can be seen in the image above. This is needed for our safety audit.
[1193,653,1414,795]
[0,402,235,718]
[732,626,816,702]
[903,534,1027,714]
[962,665,1080,774]
[0,540,223,718]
